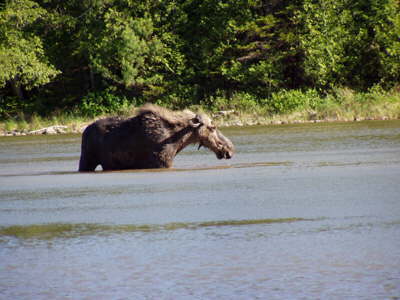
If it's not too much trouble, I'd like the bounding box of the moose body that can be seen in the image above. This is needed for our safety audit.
[78,104,234,171]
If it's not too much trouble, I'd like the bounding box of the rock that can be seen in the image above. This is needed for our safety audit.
[247,120,257,126]
[217,110,235,116]
[28,125,68,135]
[325,118,338,122]
[45,127,57,134]
[308,110,318,120]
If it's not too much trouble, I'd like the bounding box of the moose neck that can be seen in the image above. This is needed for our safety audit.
[156,126,197,168]
[171,126,197,155]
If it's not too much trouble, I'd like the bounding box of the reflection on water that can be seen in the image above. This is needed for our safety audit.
[0,161,292,178]
[1,120,400,299]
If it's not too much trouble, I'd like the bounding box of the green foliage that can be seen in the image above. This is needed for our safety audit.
[0,96,36,119]
[374,0,400,86]
[0,0,399,118]
[300,0,366,88]
[79,89,131,117]
[90,11,165,90]
[220,2,304,96]
[266,89,322,114]
[297,86,400,121]
[299,0,400,90]
[202,91,260,112]
[0,0,60,90]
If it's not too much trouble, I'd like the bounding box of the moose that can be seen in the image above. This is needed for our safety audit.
[78,104,234,171]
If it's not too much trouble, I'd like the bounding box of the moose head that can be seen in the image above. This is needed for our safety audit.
[190,114,234,160]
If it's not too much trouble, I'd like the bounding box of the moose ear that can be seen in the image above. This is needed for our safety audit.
[189,116,202,128]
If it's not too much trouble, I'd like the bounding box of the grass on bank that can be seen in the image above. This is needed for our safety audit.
[208,86,400,125]
[1,86,400,134]
[1,112,93,134]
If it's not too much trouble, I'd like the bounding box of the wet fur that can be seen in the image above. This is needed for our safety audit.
[78,104,233,171]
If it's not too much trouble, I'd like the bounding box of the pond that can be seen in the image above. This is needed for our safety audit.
[1,120,400,299]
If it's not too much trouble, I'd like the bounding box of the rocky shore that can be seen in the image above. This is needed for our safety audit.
[1,111,395,137]
[1,125,87,137]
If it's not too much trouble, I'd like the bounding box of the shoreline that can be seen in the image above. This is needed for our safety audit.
[1,113,397,137]
[2,87,399,137]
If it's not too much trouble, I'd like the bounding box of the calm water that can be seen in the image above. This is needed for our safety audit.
[0,121,400,299]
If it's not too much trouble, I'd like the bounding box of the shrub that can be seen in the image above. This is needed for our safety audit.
[0,96,35,120]
[202,91,261,113]
[266,89,323,114]
[79,89,131,117]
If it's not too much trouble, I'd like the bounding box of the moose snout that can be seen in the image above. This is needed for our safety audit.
[216,145,234,160]
[211,130,235,160]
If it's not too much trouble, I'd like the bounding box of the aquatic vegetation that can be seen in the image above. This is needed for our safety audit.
[0,218,311,240]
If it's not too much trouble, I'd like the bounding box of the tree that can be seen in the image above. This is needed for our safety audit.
[374,0,400,86]
[91,10,166,92]
[173,0,251,100]
[300,0,399,90]
[0,0,60,99]
[220,0,304,97]
[171,0,304,101]
[66,0,182,101]
[300,0,357,89]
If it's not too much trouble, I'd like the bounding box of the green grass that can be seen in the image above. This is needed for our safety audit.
[1,87,399,135]
[211,86,400,126]
[0,112,95,134]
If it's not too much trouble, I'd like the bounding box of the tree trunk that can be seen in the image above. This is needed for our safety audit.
[89,65,95,90]
[10,79,24,100]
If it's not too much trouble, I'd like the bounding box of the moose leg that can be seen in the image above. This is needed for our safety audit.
[78,152,99,172]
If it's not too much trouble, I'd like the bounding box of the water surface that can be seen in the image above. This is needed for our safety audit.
[1,120,399,299]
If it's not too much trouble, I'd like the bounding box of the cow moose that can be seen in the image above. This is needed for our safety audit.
[79,104,234,171]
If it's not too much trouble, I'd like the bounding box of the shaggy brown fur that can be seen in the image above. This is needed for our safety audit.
[138,103,197,126]
[79,104,234,171]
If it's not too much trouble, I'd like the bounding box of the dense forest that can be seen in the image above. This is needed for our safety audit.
[0,0,399,119]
